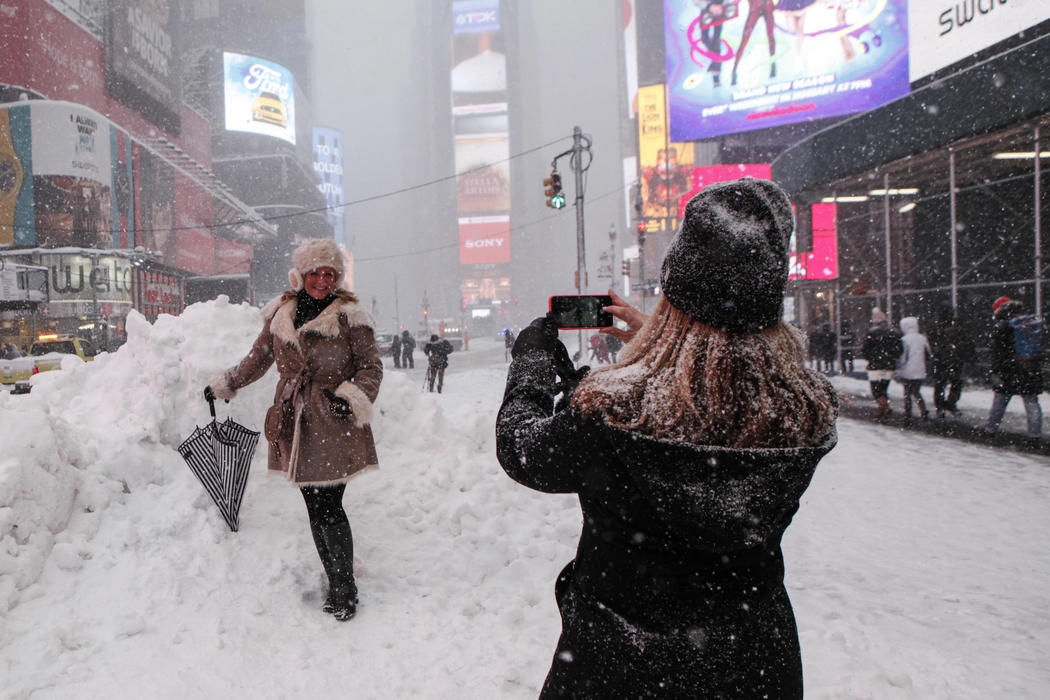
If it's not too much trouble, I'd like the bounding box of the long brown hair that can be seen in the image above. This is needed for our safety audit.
[571,297,836,449]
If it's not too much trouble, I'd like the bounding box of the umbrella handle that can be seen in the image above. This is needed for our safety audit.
[207,395,216,419]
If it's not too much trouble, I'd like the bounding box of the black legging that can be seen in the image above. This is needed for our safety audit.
[300,484,354,587]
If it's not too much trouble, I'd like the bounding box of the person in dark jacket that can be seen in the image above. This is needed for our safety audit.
[839,319,857,373]
[984,296,1044,439]
[389,332,402,368]
[927,303,971,417]
[400,329,415,368]
[861,307,902,422]
[423,334,453,393]
[497,178,837,699]
[503,328,516,362]
[206,239,383,622]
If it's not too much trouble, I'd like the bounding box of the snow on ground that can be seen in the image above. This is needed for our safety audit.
[1,298,1048,699]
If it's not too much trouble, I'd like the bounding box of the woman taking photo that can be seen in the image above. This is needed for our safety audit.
[497,178,837,697]
[207,239,383,622]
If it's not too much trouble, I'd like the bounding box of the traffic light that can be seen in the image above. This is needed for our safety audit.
[622,260,631,276]
[636,220,647,245]
[544,170,566,209]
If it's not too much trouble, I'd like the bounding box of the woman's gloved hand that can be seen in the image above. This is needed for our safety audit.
[512,315,580,385]
[322,389,352,417]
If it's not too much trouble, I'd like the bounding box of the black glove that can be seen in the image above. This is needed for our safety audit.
[322,389,352,417]
[511,315,561,359]
[204,386,216,403]
[512,315,580,384]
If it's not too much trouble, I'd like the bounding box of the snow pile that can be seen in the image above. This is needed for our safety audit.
[1,298,1049,698]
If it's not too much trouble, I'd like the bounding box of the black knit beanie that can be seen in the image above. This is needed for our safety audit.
[659,177,793,333]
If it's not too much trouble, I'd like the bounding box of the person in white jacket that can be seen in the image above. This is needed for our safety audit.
[897,316,932,422]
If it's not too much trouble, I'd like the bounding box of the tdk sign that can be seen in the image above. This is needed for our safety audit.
[453,1,499,34]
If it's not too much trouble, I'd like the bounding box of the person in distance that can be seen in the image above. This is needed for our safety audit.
[496,177,838,698]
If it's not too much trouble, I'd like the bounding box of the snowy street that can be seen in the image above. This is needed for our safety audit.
[1,299,1049,699]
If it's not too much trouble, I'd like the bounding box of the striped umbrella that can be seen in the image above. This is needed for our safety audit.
[177,398,260,532]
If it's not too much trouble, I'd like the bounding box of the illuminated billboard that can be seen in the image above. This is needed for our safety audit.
[663,0,910,140]
[459,215,510,265]
[313,127,345,244]
[223,52,296,145]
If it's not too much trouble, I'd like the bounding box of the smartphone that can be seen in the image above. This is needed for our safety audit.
[548,294,614,329]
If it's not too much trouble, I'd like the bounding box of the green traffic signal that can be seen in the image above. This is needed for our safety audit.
[550,193,566,209]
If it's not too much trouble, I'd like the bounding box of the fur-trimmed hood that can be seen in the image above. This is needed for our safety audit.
[262,290,375,351]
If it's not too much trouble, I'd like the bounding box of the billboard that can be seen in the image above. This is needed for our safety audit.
[0,102,119,248]
[664,0,910,140]
[790,202,838,281]
[452,0,511,274]
[313,127,345,245]
[459,215,510,265]
[105,0,181,132]
[223,52,297,145]
[909,0,1050,81]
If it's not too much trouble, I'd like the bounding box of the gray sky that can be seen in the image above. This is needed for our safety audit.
[307,0,628,331]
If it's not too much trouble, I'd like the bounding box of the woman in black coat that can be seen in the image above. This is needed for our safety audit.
[497,178,838,698]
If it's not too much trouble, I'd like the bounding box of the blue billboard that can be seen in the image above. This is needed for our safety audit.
[223,51,296,145]
[312,126,345,245]
[664,0,910,141]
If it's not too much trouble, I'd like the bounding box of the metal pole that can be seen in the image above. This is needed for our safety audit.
[883,172,893,325]
[1035,126,1043,317]
[949,149,959,309]
[572,126,588,356]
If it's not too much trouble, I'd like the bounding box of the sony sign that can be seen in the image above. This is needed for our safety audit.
[909,0,1049,81]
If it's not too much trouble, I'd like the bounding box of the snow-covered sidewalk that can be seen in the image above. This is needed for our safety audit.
[1,300,1048,698]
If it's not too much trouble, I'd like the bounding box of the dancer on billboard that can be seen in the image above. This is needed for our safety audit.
[731,0,777,86]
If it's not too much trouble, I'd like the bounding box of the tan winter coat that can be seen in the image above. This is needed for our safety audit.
[211,290,383,486]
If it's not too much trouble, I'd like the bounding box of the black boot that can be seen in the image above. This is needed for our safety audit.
[320,518,358,621]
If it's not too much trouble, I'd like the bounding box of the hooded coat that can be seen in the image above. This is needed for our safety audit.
[496,352,836,699]
[211,290,383,486]
[896,316,931,381]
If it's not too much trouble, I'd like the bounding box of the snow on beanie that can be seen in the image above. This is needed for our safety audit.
[288,238,345,291]
[871,307,887,324]
[659,177,793,333]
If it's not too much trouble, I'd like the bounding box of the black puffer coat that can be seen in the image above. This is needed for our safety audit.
[496,352,836,699]
[861,322,902,371]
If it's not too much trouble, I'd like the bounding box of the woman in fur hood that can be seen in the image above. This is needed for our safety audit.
[496,178,838,698]
[207,238,383,621]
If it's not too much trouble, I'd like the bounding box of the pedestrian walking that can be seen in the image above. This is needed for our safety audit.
[205,239,383,622]
[605,333,623,363]
[839,319,857,373]
[984,296,1044,439]
[896,316,932,423]
[503,328,516,362]
[497,177,838,698]
[423,334,453,393]
[861,307,902,422]
[928,303,970,417]
[817,322,837,373]
[390,332,402,368]
[400,329,416,369]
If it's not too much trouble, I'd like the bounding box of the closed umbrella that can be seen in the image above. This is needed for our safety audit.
[177,396,259,532]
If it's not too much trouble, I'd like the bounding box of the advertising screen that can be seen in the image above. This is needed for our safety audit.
[459,215,510,265]
[105,0,181,132]
[790,202,838,281]
[223,52,296,145]
[909,0,1050,81]
[313,126,345,244]
[664,0,910,141]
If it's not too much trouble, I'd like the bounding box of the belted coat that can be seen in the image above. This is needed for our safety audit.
[211,290,383,486]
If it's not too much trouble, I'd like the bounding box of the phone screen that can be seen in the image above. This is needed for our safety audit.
[548,295,614,329]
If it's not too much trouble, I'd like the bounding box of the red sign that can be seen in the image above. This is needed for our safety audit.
[790,203,839,281]
[459,216,510,265]
[677,164,772,217]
